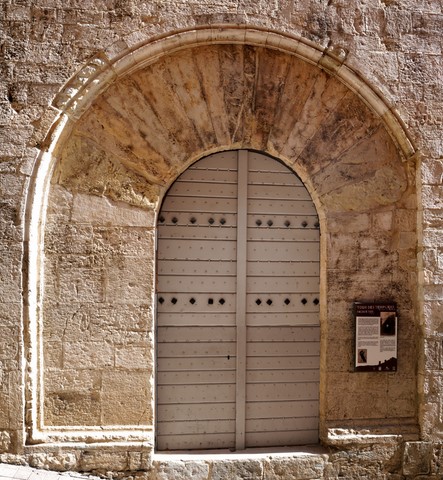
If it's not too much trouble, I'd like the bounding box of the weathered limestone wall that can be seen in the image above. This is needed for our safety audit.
[43,187,155,427]
[40,41,418,436]
[0,0,441,478]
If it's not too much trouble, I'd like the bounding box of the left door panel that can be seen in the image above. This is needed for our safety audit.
[156,151,238,450]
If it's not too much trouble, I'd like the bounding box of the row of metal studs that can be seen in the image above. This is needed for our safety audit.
[159,216,319,228]
[158,297,319,305]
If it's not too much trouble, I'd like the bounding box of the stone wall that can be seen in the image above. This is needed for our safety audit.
[43,187,154,428]
[0,0,442,478]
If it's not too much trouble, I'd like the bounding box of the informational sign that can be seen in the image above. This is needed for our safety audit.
[354,303,397,372]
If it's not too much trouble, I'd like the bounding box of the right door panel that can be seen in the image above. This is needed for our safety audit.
[244,152,320,447]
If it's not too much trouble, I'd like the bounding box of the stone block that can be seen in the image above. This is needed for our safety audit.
[43,302,152,343]
[5,371,22,431]
[63,341,114,369]
[398,231,417,250]
[359,230,392,250]
[43,303,87,342]
[128,451,144,471]
[28,452,78,471]
[56,253,99,269]
[423,284,443,301]
[263,455,327,480]
[423,300,443,334]
[151,461,209,480]
[104,256,153,304]
[321,165,408,213]
[399,52,443,85]
[30,5,57,22]
[422,185,443,209]
[80,449,129,472]
[71,193,154,227]
[43,341,63,369]
[5,4,31,21]
[0,393,9,429]
[432,443,443,474]
[115,346,151,369]
[422,159,443,185]
[11,62,66,84]
[403,441,432,476]
[0,102,14,127]
[101,370,151,425]
[0,255,22,303]
[0,157,20,175]
[44,224,93,255]
[211,459,263,479]
[1,362,18,382]
[0,126,32,156]
[423,338,442,370]
[44,369,100,395]
[42,255,58,300]
[327,234,360,270]
[57,267,104,303]
[373,211,394,231]
[325,372,395,420]
[357,247,396,277]
[44,391,101,426]
[92,226,154,257]
[331,459,385,479]
[45,185,73,223]
[422,371,443,403]
[109,305,152,343]
[28,84,60,106]
[0,201,18,227]
[0,430,11,453]
[393,208,416,232]
[0,327,19,361]
[420,402,439,439]
[423,228,443,250]
[0,363,4,392]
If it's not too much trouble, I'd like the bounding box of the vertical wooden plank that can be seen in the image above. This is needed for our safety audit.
[244,151,320,448]
[156,151,238,451]
[235,150,248,450]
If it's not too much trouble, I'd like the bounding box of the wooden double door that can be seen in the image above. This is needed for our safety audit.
[156,150,320,450]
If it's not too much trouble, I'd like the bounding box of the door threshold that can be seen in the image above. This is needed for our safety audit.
[154,444,327,460]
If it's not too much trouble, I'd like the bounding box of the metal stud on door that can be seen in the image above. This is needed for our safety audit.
[156,151,320,451]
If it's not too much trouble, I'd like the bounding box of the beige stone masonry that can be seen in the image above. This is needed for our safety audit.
[0,0,441,476]
[23,28,419,457]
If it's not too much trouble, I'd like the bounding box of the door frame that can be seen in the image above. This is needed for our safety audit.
[154,149,322,451]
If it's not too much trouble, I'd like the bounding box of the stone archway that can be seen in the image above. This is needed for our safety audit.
[25,27,418,450]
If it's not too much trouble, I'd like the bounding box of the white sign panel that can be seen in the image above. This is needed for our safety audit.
[354,303,397,372]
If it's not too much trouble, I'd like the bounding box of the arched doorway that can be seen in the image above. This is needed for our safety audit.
[156,150,320,450]
[27,28,417,454]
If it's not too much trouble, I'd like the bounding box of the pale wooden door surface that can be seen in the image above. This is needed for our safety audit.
[156,151,320,451]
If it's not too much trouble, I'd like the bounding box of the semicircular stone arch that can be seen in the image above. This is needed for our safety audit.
[37,38,417,444]
[53,43,409,212]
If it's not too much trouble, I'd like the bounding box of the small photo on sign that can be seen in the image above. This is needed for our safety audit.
[380,312,396,336]
[358,349,367,364]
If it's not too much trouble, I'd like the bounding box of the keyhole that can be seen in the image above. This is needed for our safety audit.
[227,355,230,360]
